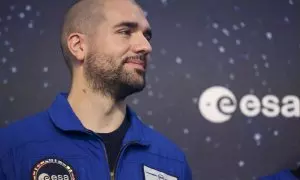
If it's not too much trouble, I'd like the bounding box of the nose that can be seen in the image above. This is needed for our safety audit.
[131,32,152,55]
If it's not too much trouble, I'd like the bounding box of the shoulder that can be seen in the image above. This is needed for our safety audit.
[127,107,187,162]
[141,123,187,163]
[0,111,50,157]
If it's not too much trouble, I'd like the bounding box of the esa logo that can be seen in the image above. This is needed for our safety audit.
[198,86,300,123]
[38,173,69,180]
[32,158,75,180]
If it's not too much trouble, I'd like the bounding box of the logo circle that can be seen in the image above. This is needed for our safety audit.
[32,158,76,180]
[198,86,237,123]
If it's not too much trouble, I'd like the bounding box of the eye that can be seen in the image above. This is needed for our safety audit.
[144,33,152,41]
[118,29,132,36]
[144,31,152,41]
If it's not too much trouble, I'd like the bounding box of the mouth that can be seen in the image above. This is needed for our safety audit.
[125,59,146,70]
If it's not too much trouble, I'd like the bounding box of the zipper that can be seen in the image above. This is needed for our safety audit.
[86,130,111,180]
[111,141,139,180]
[100,141,111,180]
[86,130,140,180]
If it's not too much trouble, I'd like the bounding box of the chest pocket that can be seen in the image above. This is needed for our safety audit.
[28,156,90,180]
[14,140,93,180]
[10,154,92,180]
[119,151,183,180]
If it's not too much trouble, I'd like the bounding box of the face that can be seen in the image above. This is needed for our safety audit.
[83,0,152,100]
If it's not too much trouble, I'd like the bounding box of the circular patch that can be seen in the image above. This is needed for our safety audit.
[31,158,76,180]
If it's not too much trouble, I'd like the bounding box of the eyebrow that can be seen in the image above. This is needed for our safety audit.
[114,21,152,37]
[113,21,139,29]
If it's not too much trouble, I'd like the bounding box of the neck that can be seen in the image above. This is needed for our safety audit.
[67,79,127,133]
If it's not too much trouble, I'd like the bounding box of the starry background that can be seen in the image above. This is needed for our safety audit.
[0,0,300,179]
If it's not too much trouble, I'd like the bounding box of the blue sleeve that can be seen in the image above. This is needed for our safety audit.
[0,128,11,180]
[183,156,192,180]
[0,162,6,180]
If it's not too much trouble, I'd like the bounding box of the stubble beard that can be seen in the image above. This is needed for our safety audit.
[83,52,146,101]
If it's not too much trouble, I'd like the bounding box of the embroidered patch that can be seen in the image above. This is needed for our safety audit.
[31,158,76,180]
[143,165,178,180]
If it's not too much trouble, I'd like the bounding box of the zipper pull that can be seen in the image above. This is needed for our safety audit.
[110,172,114,180]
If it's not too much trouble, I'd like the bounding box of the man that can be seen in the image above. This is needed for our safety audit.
[0,0,192,179]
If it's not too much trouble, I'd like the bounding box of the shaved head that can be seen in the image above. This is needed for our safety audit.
[60,0,109,75]
[60,0,152,100]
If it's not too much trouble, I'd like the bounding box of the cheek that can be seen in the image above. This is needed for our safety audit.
[92,34,132,64]
[106,35,131,56]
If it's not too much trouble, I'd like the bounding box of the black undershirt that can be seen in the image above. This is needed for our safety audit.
[97,114,130,172]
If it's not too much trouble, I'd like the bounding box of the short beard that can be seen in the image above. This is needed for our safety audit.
[83,52,146,101]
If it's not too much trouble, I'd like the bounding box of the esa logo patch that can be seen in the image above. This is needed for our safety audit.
[31,158,76,180]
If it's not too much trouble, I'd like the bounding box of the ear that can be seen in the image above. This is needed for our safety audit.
[67,33,87,63]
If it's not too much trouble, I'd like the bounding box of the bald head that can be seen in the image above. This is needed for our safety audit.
[60,0,141,75]
[60,0,110,74]
[60,0,152,98]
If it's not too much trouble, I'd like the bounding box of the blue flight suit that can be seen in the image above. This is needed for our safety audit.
[0,93,192,180]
